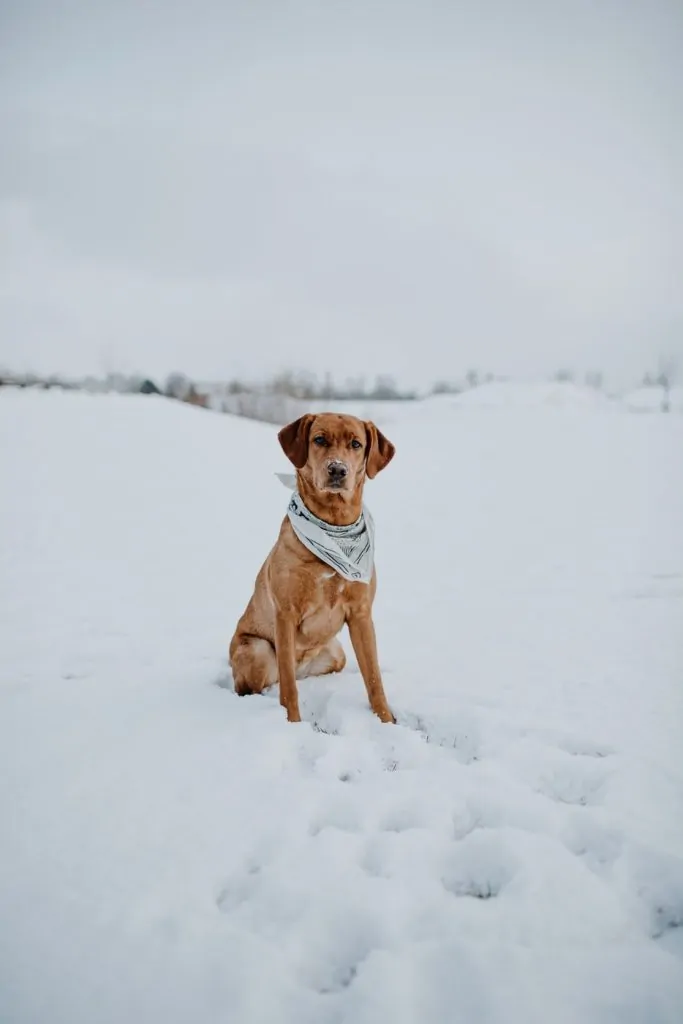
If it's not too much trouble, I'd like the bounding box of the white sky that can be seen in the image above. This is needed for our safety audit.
[1,0,682,389]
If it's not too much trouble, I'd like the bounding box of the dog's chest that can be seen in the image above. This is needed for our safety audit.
[298,570,347,640]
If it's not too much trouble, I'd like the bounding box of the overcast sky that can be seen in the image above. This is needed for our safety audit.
[1,0,682,389]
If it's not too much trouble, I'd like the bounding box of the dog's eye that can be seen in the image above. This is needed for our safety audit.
[350,439,362,449]
[313,435,328,447]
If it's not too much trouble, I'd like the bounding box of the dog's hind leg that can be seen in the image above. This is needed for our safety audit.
[230,635,278,695]
[298,638,347,680]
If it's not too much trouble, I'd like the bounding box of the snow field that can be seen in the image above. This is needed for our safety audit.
[1,389,682,1023]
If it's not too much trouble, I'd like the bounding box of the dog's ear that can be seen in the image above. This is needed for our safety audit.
[365,421,396,479]
[278,414,314,469]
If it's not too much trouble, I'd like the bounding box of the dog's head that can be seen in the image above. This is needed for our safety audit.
[278,412,395,496]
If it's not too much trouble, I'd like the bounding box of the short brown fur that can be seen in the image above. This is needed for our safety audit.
[229,412,396,723]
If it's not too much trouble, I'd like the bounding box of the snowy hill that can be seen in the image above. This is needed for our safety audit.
[623,385,683,415]
[436,380,617,410]
[1,388,683,1024]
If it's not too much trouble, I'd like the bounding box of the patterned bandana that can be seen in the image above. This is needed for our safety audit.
[275,474,375,584]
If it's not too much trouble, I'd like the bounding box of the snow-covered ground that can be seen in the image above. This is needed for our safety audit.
[437,380,617,411]
[622,385,683,415]
[1,388,682,1024]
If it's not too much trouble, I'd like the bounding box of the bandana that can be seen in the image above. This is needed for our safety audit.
[275,474,375,583]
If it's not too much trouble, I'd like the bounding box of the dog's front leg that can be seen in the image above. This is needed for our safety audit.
[274,612,301,722]
[347,609,395,724]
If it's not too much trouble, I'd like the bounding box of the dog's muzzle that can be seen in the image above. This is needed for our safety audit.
[326,460,348,488]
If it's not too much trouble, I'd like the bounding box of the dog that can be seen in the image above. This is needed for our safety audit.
[229,412,396,723]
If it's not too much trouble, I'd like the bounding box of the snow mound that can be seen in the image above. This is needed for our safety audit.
[1,388,683,1024]
[623,386,683,414]
[429,381,616,411]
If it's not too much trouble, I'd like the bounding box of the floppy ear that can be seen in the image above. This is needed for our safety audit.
[278,414,313,469]
[365,421,396,479]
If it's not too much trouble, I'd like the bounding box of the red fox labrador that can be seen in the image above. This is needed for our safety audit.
[229,412,396,723]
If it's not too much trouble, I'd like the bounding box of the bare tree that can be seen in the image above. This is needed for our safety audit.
[344,376,367,399]
[369,374,398,399]
[165,373,193,401]
[431,379,460,395]
[656,354,678,413]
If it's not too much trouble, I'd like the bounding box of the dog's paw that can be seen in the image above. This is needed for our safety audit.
[373,705,396,724]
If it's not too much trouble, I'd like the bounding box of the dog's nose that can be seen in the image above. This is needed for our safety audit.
[327,461,348,480]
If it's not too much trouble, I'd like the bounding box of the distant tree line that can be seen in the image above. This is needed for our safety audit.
[211,370,418,402]
[1,356,678,419]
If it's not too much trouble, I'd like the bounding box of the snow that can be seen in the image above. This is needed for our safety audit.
[1,387,683,1024]
[623,386,683,415]
[430,380,616,410]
